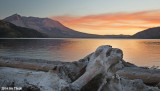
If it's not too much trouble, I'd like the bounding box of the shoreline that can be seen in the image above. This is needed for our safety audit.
[0,38,160,40]
[0,45,160,91]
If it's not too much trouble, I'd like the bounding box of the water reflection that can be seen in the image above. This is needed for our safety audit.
[0,39,159,67]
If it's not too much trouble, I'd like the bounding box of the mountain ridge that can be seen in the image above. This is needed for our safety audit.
[0,20,46,38]
[132,27,160,39]
[3,14,160,39]
[4,14,95,37]
[3,14,130,38]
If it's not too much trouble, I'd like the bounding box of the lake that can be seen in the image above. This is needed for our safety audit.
[0,39,159,67]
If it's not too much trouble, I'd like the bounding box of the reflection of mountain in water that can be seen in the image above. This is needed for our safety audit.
[0,39,73,61]
[142,41,160,45]
[0,39,70,49]
[0,39,160,67]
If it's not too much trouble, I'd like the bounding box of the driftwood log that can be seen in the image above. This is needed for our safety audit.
[0,56,64,72]
[0,45,160,91]
[117,67,160,84]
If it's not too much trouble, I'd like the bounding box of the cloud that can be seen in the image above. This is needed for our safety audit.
[51,10,160,35]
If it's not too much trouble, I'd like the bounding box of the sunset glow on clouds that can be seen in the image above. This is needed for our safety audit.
[51,10,160,35]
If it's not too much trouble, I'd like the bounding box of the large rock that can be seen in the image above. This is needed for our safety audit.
[0,45,160,91]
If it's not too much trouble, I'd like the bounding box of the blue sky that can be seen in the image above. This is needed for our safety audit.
[0,0,160,19]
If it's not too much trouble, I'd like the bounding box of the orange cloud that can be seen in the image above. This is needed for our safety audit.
[51,10,160,35]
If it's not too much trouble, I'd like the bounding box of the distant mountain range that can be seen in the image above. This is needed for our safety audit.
[0,20,46,38]
[4,14,90,38]
[3,14,130,38]
[132,27,160,39]
[1,14,159,38]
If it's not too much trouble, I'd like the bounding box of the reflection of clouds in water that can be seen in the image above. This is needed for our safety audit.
[142,41,160,45]
[152,60,160,62]
[0,39,71,61]
[0,39,159,67]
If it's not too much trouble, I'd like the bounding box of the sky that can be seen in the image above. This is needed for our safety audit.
[0,0,160,35]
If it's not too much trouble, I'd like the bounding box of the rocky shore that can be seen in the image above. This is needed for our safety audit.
[0,45,160,91]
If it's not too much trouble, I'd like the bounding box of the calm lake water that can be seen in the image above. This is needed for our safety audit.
[0,39,159,67]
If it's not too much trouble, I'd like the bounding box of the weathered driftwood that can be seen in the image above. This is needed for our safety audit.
[62,45,160,91]
[67,45,123,90]
[117,67,160,84]
[0,45,160,91]
[0,56,65,71]
[0,49,159,86]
